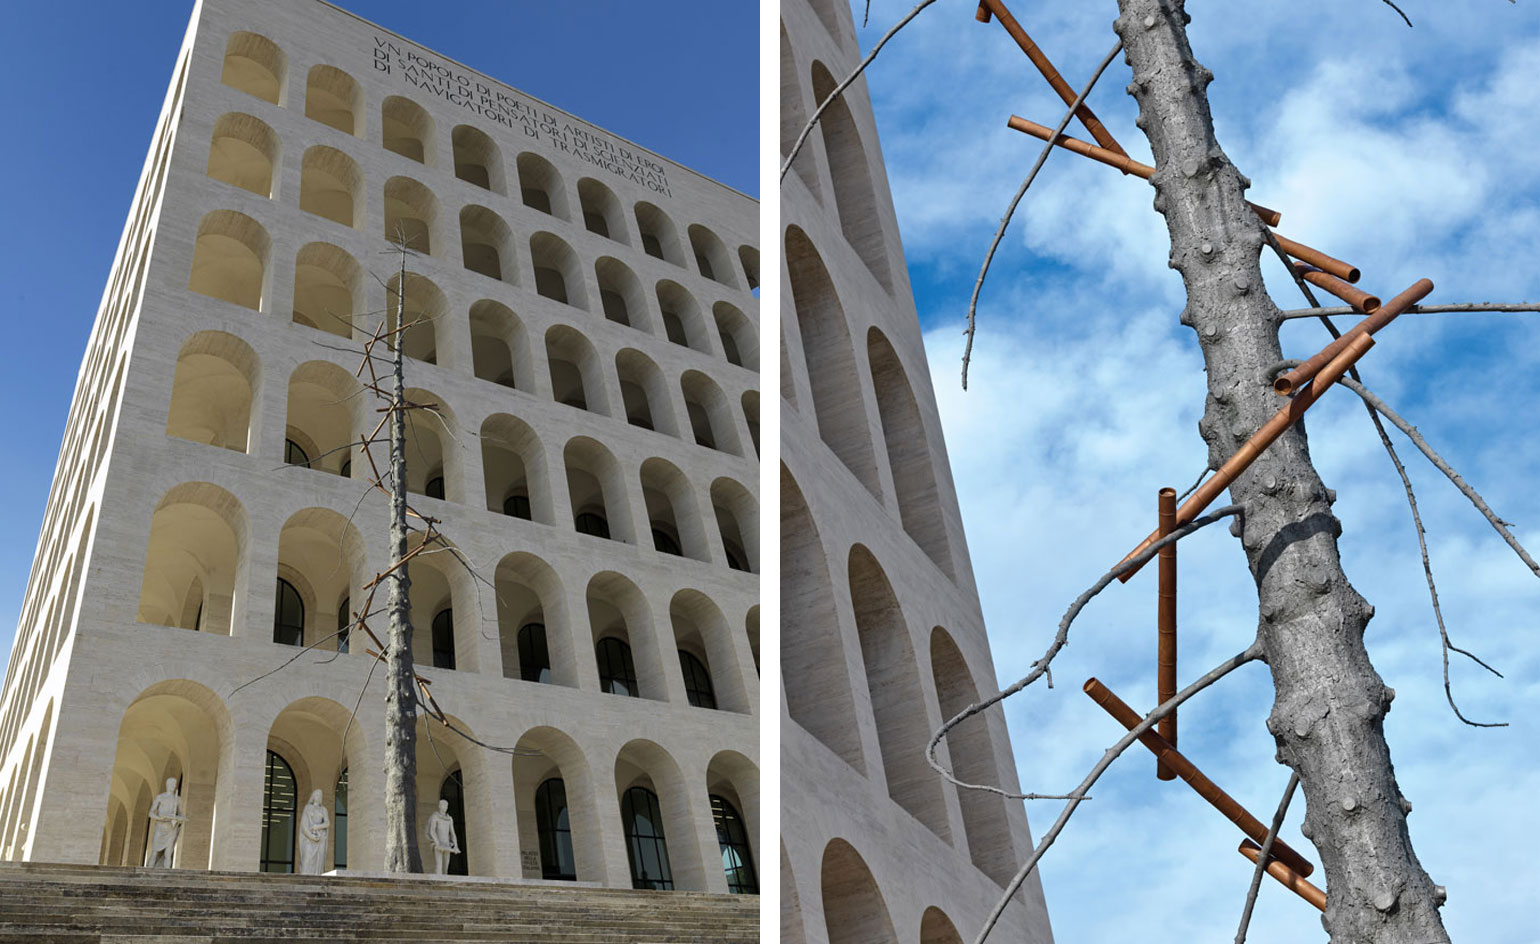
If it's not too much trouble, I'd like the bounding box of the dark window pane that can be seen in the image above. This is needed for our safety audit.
[285,439,310,468]
[337,595,350,653]
[517,623,552,684]
[535,778,576,880]
[596,637,638,697]
[621,786,673,890]
[261,751,297,873]
[679,650,716,709]
[432,609,456,670]
[575,512,610,539]
[652,529,682,556]
[426,475,446,500]
[274,578,304,647]
[711,795,757,894]
[334,769,349,870]
[439,771,468,875]
[503,494,532,520]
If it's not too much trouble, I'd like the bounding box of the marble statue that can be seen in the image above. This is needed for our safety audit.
[426,798,460,874]
[145,778,185,868]
[297,789,330,874]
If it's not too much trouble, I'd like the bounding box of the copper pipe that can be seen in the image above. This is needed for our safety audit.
[1083,678,1316,878]
[1272,233,1359,283]
[1118,332,1376,581]
[1006,116,1284,227]
[980,0,1128,159]
[1274,278,1433,396]
[975,2,992,23]
[1239,840,1327,911]
[1156,487,1178,781]
[1292,263,1380,315]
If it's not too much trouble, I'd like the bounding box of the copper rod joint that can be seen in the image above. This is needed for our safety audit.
[1117,331,1377,581]
[1291,263,1380,315]
[1083,678,1316,877]
[1006,116,1282,226]
[1274,277,1433,396]
[1239,840,1327,911]
[975,2,992,22]
[1273,233,1360,283]
[1156,487,1178,781]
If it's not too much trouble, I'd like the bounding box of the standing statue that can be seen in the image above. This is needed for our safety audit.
[145,778,185,868]
[296,789,330,874]
[425,798,460,875]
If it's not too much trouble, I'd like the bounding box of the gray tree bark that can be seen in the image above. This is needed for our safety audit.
[383,259,422,873]
[1112,2,1448,940]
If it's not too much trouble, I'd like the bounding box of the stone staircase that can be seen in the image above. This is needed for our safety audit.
[0,863,759,943]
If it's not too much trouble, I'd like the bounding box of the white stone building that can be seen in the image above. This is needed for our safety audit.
[0,0,760,896]
[779,1,1053,942]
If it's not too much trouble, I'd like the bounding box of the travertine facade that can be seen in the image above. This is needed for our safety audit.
[0,0,759,895]
[779,1,1053,942]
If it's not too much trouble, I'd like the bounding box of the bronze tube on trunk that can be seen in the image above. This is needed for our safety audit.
[1291,263,1380,315]
[1156,487,1178,781]
[1239,839,1328,911]
[1273,278,1433,395]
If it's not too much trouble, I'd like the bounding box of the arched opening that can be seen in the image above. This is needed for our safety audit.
[452,125,504,192]
[407,534,473,672]
[496,553,572,687]
[222,32,285,104]
[688,224,738,289]
[821,839,900,944]
[469,300,528,389]
[565,438,631,543]
[305,65,361,135]
[481,413,548,523]
[276,508,366,650]
[931,628,1014,884]
[137,483,248,636]
[635,201,684,266]
[738,245,760,293]
[266,697,363,874]
[742,391,760,457]
[713,302,757,371]
[782,844,808,944]
[589,573,662,701]
[595,257,646,329]
[206,113,278,197]
[615,349,677,436]
[292,242,361,338]
[711,478,757,574]
[615,740,703,890]
[437,770,468,875]
[385,272,446,363]
[400,386,457,502]
[682,371,742,456]
[810,62,894,292]
[707,751,758,894]
[412,712,484,875]
[334,769,349,869]
[188,210,268,310]
[640,458,709,562]
[530,232,587,309]
[545,326,607,415]
[578,178,627,244]
[868,329,954,577]
[850,546,949,839]
[786,227,880,496]
[746,606,760,675]
[381,95,433,165]
[920,907,965,944]
[780,24,822,200]
[781,467,863,770]
[517,152,568,218]
[382,176,439,255]
[299,146,363,229]
[103,683,228,869]
[285,361,362,478]
[513,727,601,882]
[165,331,258,453]
[656,280,708,352]
[460,205,516,283]
[673,590,749,714]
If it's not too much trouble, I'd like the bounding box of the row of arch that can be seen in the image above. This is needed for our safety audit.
[781,466,1014,887]
[137,492,758,703]
[190,204,756,376]
[217,32,759,293]
[0,700,53,862]
[99,683,756,893]
[784,228,952,579]
[785,837,967,944]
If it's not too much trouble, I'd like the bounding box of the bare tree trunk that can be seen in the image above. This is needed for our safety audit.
[1113,2,1447,940]
[383,257,422,873]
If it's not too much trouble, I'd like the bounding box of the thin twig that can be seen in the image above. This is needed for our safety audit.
[1379,0,1414,28]
[1177,465,1210,502]
[1234,771,1300,944]
[227,630,348,698]
[970,642,1265,944]
[928,504,1244,795]
[962,39,1125,390]
[340,646,384,757]
[780,0,940,180]
[1279,302,1540,320]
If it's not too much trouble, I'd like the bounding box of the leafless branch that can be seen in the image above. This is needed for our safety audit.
[1279,302,1540,321]
[970,642,1266,944]
[780,0,940,181]
[928,504,1244,796]
[1379,0,1414,27]
[227,630,349,699]
[1234,771,1300,944]
[962,39,1124,389]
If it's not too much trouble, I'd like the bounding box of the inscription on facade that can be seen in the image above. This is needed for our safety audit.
[372,36,673,198]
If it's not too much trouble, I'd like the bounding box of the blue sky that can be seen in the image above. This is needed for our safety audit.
[0,1,757,652]
[851,0,1540,941]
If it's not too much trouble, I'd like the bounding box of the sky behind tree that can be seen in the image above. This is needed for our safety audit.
[849,1,1539,941]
